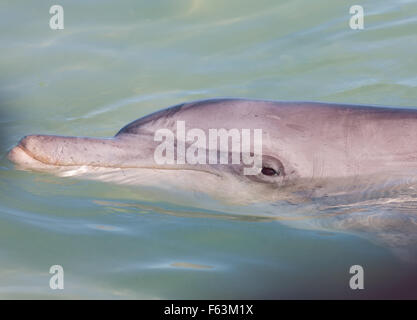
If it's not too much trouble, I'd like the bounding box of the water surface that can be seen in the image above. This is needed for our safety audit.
[0,0,416,298]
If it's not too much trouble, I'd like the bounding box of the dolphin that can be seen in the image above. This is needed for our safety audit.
[7,98,417,258]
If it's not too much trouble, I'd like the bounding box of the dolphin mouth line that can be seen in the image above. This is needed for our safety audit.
[13,145,43,163]
[12,144,222,177]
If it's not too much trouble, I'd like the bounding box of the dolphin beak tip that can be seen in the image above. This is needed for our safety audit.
[8,135,46,168]
[8,145,31,166]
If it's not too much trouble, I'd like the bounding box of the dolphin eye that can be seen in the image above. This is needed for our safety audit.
[261,167,278,176]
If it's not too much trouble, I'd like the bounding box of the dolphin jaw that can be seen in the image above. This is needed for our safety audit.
[8,144,51,170]
[8,142,223,182]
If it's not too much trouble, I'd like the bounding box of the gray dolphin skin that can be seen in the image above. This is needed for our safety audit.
[8,99,417,258]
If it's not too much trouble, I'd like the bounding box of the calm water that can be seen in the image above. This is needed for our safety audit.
[1,0,417,299]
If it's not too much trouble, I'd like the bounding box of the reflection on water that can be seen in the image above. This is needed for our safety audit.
[94,199,283,222]
[169,262,213,270]
[1,0,417,298]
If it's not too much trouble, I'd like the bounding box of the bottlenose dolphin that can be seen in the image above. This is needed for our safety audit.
[8,99,417,258]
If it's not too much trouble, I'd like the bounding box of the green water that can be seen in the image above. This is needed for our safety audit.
[0,0,416,299]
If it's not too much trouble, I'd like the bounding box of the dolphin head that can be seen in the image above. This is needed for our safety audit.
[8,99,309,203]
[8,98,417,203]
